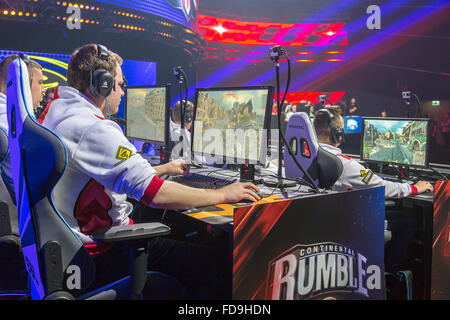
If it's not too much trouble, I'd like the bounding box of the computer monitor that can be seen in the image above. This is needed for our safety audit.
[124,84,170,147]
[361,117,431,168]
[343,116,362,134]
[192,86,274,166]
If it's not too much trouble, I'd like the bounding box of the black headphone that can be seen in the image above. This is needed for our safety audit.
[19,53,33,84]
[89,44,115,98]
[172,100,193,124]
[318,108,345,144]
[184,109,193,123]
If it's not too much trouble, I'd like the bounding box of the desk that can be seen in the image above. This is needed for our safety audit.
[429,180,450,299]
[389,180,447,300]
[400,193,434,300]
[160,168,387,300]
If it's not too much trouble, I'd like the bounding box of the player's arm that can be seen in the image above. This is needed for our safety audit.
[144,180,261,210]
[342,160,412,198]
[153,159,188,177]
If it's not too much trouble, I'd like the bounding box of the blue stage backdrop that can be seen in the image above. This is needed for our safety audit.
[0,49,157,120]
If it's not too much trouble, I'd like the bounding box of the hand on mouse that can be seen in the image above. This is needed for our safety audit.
[414,181,434,194]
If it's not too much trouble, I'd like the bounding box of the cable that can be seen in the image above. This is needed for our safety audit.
[411,93,422,118]
[106,97,111,120]
[397,271,412,300]
[270,49,320,193]
[160,208,168,223]
[429,166,448,181]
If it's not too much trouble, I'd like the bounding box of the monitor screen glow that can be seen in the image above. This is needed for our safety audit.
[125,85,168,145]
[361,117,430,167]
[192,86,273,165]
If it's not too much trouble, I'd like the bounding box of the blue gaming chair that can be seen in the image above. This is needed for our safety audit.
[6,57,181,300]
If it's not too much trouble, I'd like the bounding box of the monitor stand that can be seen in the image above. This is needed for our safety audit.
[240,164,255,183]
[160,147,169,164]
[397,165,410,182]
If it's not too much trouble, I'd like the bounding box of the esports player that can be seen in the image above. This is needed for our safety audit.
[39,43,261,299]
[169,99,193,158]
[313,106,433,274]
[313,106,433,197]
[0,54,45,188]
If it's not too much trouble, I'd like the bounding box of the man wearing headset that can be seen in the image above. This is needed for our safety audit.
[169,99,193,159]
[313,105,433,275]
[0,54,45,188]
[38,43,260,299]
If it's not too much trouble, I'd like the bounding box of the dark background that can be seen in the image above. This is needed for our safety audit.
[0,0,448,164]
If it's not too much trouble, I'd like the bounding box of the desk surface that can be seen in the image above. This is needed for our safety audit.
[171,166,332,225]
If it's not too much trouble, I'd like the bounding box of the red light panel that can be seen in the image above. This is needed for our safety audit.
[199,14,347,47]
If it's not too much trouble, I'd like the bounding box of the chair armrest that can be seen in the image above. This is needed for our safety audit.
[91,222,170,243]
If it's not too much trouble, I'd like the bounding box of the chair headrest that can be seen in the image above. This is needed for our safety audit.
[284,112,343,189]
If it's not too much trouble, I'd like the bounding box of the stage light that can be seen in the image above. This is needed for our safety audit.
[11,11,16,15]
[325,58,343,62]
[325,31,336,36]
[32,13,37,17]
[325,51,343,54]
[3,10,8,15]
[211,24,227,35]
[18,12,23,16]
[296,51,313,55]
[296,59,314,62]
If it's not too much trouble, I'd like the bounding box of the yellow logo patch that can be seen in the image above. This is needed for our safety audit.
[360,169,374,185]
[114,146,132,167]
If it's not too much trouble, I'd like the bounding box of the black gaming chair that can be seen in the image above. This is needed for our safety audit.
[284,112,343,189]
[0,127,28,297]
[6,57,179,300]
[0,128,19,247]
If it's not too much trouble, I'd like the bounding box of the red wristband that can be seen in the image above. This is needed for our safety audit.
[140,176,165,205]
[410,184,418,195]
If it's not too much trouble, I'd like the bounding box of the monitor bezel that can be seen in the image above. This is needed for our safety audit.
[124,84,171,148]
[191,85,275,166]
[360,116,431,168]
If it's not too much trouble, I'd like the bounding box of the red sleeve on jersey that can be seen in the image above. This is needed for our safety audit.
[140,176,165,206]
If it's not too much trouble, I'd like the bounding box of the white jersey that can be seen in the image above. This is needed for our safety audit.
[40,86,164,243]
[320,143,416,199]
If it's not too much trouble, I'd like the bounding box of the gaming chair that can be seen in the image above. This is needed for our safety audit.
[6,57,180,300]
[0,128,28,297]
[284,112,343,189]
[0,128,19,247]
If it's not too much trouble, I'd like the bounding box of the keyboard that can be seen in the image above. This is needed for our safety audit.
[170,173,236,189]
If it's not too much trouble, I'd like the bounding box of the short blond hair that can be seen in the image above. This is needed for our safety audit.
[67,44,123,93]
[0,54,42,93]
